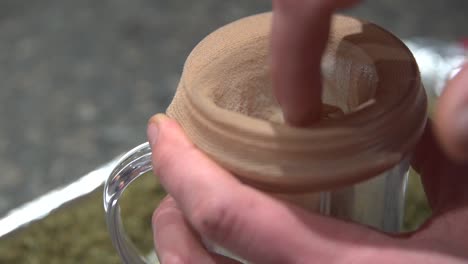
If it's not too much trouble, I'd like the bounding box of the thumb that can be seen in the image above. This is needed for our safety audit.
[146,114,390,263]
[434,64,468,162]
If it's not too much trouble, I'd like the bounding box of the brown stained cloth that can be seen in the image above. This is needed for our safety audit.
[167,12,427,193]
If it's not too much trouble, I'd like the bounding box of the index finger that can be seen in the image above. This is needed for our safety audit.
[271,0,360,126]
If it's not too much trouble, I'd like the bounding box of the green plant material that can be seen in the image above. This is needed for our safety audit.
[400,97,435,231]
[0,172,164,264]
[403,170,432,232]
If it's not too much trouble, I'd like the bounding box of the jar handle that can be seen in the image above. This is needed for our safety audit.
[104,142,154,264]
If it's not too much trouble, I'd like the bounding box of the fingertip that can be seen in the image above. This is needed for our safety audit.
[434,118,468,162]
[147,113,194,150]
[271,0,360,127]
[148,113,170,126]
[147,114,169,147]
[152,196,177,227]
[152,196,220,264]
[434,64,468,162]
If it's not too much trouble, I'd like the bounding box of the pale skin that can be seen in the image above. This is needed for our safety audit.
[147,0,468,263]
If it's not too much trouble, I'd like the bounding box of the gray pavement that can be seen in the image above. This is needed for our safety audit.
[0,0,467,215]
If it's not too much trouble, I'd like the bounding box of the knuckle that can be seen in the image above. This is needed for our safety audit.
[190,198,239,244]
[152,207,163,227]
[160,255,185,264]
[152,203,167,224]
[152,197,178,227]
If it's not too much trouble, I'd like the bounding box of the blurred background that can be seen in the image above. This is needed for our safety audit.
[0,0,467,223]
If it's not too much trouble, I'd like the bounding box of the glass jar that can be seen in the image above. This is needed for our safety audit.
[104,13,427,263]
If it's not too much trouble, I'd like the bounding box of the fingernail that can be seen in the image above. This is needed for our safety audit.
[147,114,168,147]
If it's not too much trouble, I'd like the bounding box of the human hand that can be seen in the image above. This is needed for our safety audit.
[148,0,468,263]
[147,114,468,264]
